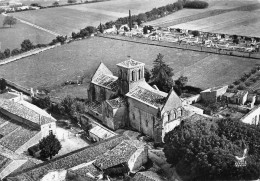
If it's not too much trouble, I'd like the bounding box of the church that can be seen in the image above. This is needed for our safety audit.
[87,58,187,142]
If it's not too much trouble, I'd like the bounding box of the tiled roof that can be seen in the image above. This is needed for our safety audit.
[0,92,18,100]
[7,135,128,181]
[126,86,167,108]
[117,59,144,68]
[0,99,55,126]
[89,126,117,140]
[94,140,141,170]
[132,171,166,181]
[234,90,248,98]
[86,101,102,114]
[106,97,126,109]
[92,74,118,91]
[71,162,101,178]
[0,154,12,173]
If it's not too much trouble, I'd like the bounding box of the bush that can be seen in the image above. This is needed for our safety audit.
[251,67,257,74]
[245,81,252,87]
[237,84,246,90]
[68,0,77,3]
[11,48,20,56]
[191,30,200,37]
[249,77,257,83]
[174,2,183,10]
[228,84,234,89]
[233,80,241,85]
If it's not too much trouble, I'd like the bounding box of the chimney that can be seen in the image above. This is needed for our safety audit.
[30,87,34,97]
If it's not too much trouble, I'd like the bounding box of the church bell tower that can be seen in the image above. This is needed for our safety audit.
[116,58,145,95]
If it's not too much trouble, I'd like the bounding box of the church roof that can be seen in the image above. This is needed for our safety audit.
[126,86,167,108]
[91,62,113,81]
[106,97,126,109]
[116,58,144,68]
[92,74,118,91]
[161,88,182,112]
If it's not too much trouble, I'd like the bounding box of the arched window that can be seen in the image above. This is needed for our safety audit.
[138,69,141,79]
[132,71,135,81]
[146,120,149,127]
[168,113,170,121]
[133,113,135,120]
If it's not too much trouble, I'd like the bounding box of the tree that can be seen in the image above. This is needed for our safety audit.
[68,0,77,3]
[175,75,188,88]
[0,52,5,60]
[129,10,132,31]
[21,39,34,52]
[85,26,96,34]
[191,30,200,37]
[39,132,61,160]
[4,49,10,58]
[52,1,59,6]
[144,68,151,82]
[0,8,5,14]
[3,16,17,28]
[151,53,174,92]
[98,23,104,33]
[11,48,20,56]
[174,76,188,95]
[164,118,260,180]
[137,13,147,25]
[60,95,75,115]
[32,96,51,109]
[0,78,6,91]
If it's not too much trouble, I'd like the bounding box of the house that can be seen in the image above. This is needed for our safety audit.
[0,98,56,138]
[87,58,188,142]
[200,85,228,103]
[4,135,128,181]
[89,125,117,142]
[131,171,167,181]
[93,140,148,173]
[230,90,248,105]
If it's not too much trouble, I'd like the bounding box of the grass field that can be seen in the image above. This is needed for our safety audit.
[0,36,259,98]
[146,0,260,37]
[11,0,176,35]
[170,11,260,37]
[0,14,55,50]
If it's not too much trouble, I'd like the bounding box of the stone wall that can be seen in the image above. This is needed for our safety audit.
[128,98,158,139]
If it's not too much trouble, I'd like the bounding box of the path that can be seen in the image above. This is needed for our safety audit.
[2,13,61,37]
[0,44,60,66]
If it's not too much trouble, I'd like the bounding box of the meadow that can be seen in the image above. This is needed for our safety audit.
[170,11,260,37]
[146,0,260,37]
[11,0,176,36]
[0,14,55,50]
[0,36,259,99]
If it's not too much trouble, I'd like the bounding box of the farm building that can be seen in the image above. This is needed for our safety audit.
[87,58,189,142]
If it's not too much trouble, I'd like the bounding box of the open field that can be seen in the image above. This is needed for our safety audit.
[0,14,55,50]
[11,0,176,35]
[146,0,260,37]
[0,36,259,98]
[170,11,260,37]
[3,0,85,7]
